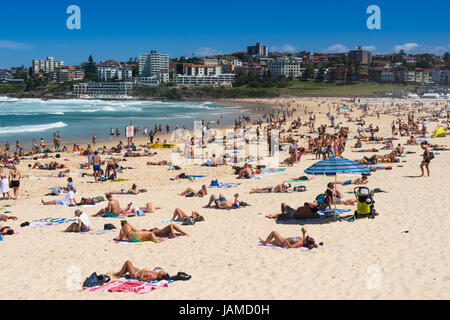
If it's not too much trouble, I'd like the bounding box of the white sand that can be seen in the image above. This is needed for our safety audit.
[0,97,449,299]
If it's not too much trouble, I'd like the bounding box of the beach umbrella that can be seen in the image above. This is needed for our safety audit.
[304,156,370,211]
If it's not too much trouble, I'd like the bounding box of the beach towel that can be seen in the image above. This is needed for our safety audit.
[209,182,241,188]
[317,208,351,215]
[80,229,114,235]
[107,178,130,183]
[111,238,154,245]
[83,279,170,294]
[161,219,183,224]
[32,217,77,224]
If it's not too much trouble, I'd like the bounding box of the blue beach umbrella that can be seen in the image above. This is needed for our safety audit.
[304,156,370,175]
[304,157,370,212]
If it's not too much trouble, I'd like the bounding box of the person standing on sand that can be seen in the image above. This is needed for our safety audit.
[86,144,94,169]
[92,151,102,182]
[9,165,21,200]
[92,134,97,148]
[419,141,432,177]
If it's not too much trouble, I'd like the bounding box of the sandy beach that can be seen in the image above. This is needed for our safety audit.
[0,96,449,300]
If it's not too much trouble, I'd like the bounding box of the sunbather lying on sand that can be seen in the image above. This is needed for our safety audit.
[258,227,318,249]
[118,220,166,243]
[0,225,14,236]
[146,224,189,238]
[0,213,17,221]
[172,208,205,222]
[178,185,208,197]
[266,190,333,220]
[32,161,67,170]
[113,260,170,281]
[204,193,240,209]
[110,183,140,195]
[250,182,291,193]
[333,174,368,186]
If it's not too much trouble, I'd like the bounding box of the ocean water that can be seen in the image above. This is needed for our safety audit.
[0,97,245,147]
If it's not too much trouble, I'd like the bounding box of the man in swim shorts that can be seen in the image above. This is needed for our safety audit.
[92,151,102,183]
[92,193,121,217]
[205,194,239,209]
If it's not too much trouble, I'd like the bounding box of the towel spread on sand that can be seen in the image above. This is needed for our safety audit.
[80,229,114,235]
[32,217,77,224]
[83,279,170,294]
[111,238,154,245]
[317,208,351,215]
[209,183,241,188]
[250,168,286,179]
[252,243,310,250]
[161,219,184,224]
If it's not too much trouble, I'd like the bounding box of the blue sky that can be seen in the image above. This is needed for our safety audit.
[0,0,449,68]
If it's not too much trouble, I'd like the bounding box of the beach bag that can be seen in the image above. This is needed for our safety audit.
[293,186,306,192]
[182,217,196,225]
[83,272,110,288]
[50,186,61,195]
[427,152,435,161]
[209,179,219,187]
[94,196,105,202]
[104,223,116,230]
[170,272,192,281]
[316,193,327,204]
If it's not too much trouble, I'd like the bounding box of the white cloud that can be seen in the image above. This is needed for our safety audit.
[361,45,376,52]
[393,43,419,53]
[271,44,297,53]
[323,44,348,53]
[191,47,222,57]
[0,40,34,50]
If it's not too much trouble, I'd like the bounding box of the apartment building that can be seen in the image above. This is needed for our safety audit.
[49,66,84,83]
[182,63,222,76]
[138,50,169,82]
[432,68,450,85]
[247,42,268,57]
[32,57,64,73]
[98,66,132,81]
[268,57,303,77]
[348,46,372,64]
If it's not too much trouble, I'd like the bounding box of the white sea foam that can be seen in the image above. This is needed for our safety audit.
[0,122,68,135]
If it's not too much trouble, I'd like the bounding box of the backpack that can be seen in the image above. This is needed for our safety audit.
[182,217,196,225]
[104,223,116,230]
[315,193,327,204]
[50,186,61,195]
[82,272,110,288]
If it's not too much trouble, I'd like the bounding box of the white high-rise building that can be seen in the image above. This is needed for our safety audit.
[32,57,64,73]
[138,50,169,82]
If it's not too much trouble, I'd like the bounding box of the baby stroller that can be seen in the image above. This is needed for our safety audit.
[353,186,378,219]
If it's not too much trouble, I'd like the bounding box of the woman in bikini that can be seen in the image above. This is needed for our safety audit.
[172,208,205,222]
[118,220,165,243]
[113,260,170,281]
[146,224,189,238]
[258,227,318,249]
[178,185,208,197]
[9,165,21,200]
